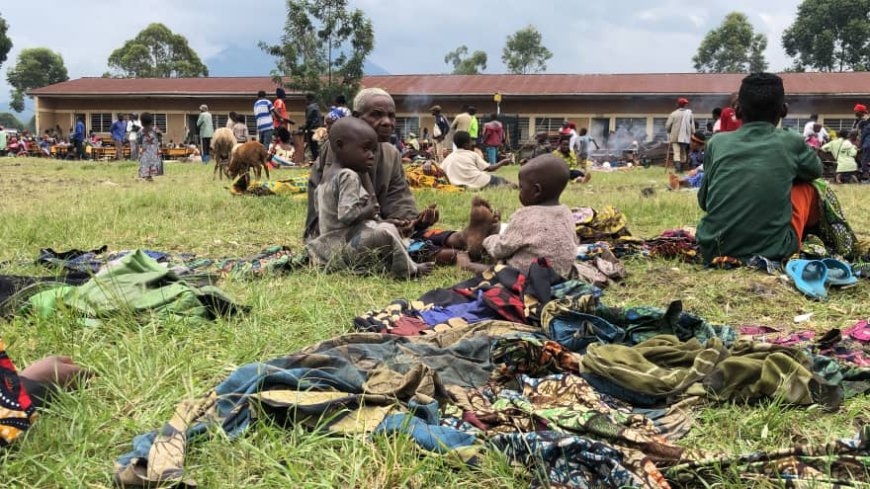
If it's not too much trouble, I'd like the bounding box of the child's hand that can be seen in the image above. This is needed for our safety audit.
[360,197,379,220]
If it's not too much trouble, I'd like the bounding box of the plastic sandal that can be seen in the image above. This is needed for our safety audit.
[820,258,858,287]
[785,259,828,300]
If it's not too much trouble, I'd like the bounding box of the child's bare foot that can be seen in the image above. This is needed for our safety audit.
[455,250,472,269]
[668,172,680,191]
[464,197,497,260]
[412,262,435,277]
[413,204,440,230]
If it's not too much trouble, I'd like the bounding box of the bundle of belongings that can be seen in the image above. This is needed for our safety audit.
[405,161,463,192]
[34,245,304,279]
[10,251,246,324]
[113,259,870,488]
[230,174,309,196]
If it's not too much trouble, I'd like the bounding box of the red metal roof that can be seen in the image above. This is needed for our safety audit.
[29,72,870,97]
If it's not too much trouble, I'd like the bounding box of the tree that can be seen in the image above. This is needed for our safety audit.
[0,112,22,129]
[6,48,68,112]
[0,13,11,70]
[444,46,487,75]
[107,23,208,78]
[782,0,870,72]
[502,25,552,75]
[260,0,374,107]
[693,12,768,73]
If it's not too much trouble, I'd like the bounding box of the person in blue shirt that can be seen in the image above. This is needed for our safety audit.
[254,90,275,147]
[110,113,128,160]
[72,116,86,160]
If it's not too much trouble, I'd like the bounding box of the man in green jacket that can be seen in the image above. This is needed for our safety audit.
[697,73,822,263]
[196,104,214,163]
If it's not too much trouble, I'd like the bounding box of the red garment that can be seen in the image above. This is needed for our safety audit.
[482,121,504,147]
[790,181,820,249]
[719,108,742,132]
[273,99,287,128]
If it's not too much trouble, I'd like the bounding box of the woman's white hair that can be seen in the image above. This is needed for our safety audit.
[199,104,208,112]
[353,87,393,113]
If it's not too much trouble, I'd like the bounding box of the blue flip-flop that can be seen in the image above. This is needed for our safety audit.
[820,258,858,287]
[786,259,828,300]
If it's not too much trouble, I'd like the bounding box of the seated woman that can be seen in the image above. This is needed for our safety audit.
[669,131,706,189]
[269,126,296,168]
[821,130,860,184]
[441,131,515,190]
[551,134,590,183]
[698,73,832,263]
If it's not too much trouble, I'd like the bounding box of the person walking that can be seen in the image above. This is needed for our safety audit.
[304,94,323,161]
[665,97,694,172]
[110,113,127,160]
[430,105,450,162]
[71,115,86,160]
[254,90,275,147]
[196,104,214,163]
[127,113,141,160]
[481,113,504,165]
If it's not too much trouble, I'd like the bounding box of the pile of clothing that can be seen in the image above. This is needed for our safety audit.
[404,161,463,192]
[229,174,309,196]
[113,261,870,488]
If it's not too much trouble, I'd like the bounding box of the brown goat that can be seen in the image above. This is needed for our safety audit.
[228,141,270,180]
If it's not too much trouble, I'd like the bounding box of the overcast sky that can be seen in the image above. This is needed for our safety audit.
[1,0,802,117]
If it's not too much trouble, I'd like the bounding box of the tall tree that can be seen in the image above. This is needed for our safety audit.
[107,23,208,78]
[693,12,768,73]
[0,12,11,70]
[782,0,870,72]
[502,25,553,75]
[6,48,68,112]
[0,112,22,129]
[444,46,487,75]
[260,0,374,107]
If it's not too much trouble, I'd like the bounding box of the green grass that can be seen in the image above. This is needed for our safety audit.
[0,157,868,488]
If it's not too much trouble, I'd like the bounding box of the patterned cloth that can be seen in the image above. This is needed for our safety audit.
[404,163,463,192]
[574,207,631,243]
[230,174,309,196]
[0,338,35,448]
[137,128,163,178]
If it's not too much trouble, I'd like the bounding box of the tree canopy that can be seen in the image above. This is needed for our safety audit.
[6,48,68,112]
[444,46,487,75]
[107,23,209,78]
[782,0,870,72]
[260,0,374,107]
[0,112,22,129]
[693,12,768,73]
[0,13,11,71]
[502,26,552,75]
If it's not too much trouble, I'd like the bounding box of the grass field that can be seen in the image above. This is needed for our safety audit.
[1,157,868,488]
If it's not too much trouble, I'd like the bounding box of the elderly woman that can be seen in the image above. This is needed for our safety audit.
[196,104,214,163]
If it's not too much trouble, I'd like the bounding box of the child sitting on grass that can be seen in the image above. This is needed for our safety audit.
[552,134,590,183]
[669,131,706,189]
[457,154,578,277]
[306,117,434,279]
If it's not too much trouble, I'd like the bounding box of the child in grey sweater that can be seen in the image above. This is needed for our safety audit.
[457,154,578,277]
[306,118,434,279]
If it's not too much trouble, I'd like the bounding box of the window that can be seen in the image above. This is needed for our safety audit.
[782,117,813,133]
[90,113,113,132]
[652,118,668,141]
[614,117,648,141]
[153,113,167,133]
[395,116,419,138]
[695,118,716,132]
[534,117,563,133]
[214,114,230,128]
[517,117,530,142]
[823,118,855,133]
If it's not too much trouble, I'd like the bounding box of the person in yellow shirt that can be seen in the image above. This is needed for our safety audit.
[552,135,590,183]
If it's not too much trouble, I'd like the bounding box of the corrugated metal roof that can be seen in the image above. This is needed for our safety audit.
[29,72,870,97]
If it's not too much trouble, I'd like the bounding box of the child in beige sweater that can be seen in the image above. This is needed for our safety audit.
[457,154,578,277]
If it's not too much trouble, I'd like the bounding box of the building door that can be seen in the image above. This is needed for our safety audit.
[186,114,200,145]
[590,118,610,148]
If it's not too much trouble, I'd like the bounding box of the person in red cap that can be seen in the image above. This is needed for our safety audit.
[665,97,694,171]
[855,104,870,178]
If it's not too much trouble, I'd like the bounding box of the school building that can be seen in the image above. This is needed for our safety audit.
[28,72,870,146]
